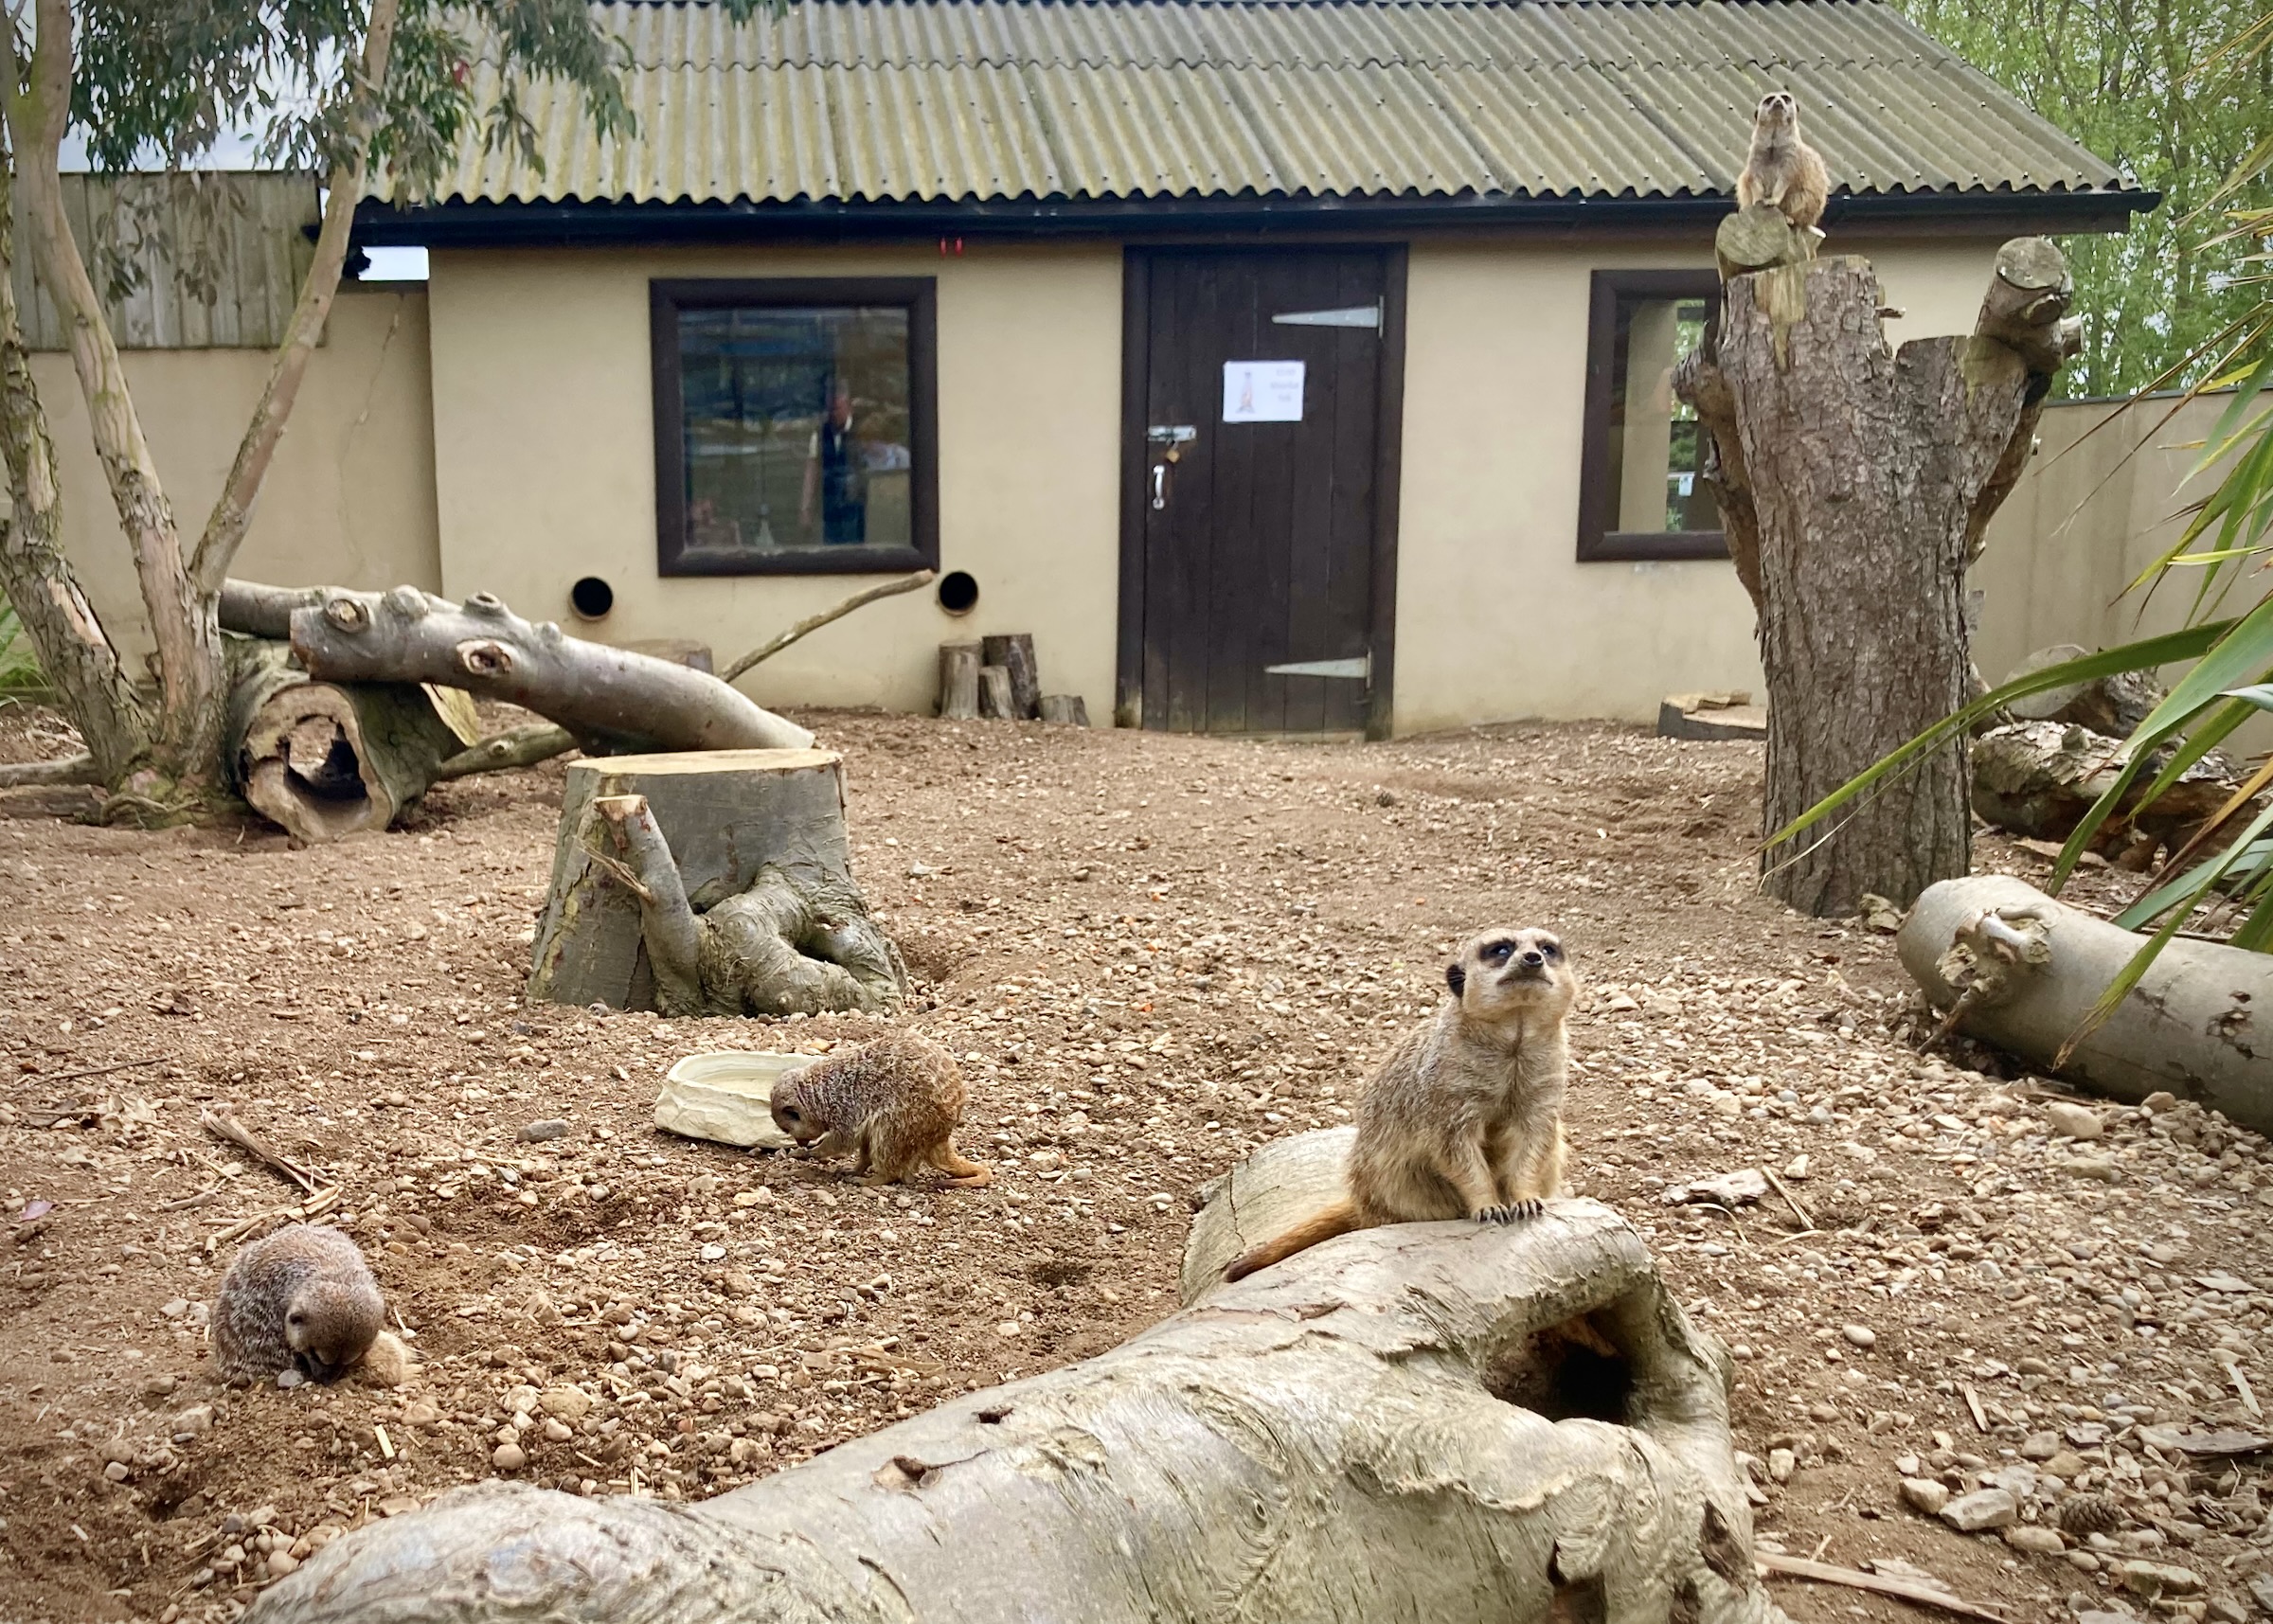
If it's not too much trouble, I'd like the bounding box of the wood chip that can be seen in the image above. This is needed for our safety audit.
[373,1423,395,1460]
[1758,1552,2008,1624]
[1761,1164,1817,1231]
[1961,1382,1989,1433]
[2225,1359,2262,1419]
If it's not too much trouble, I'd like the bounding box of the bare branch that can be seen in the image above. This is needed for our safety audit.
[432,723,577,781]
[0,753,97,788]
[721,569,935,683]
[190,0,404,596]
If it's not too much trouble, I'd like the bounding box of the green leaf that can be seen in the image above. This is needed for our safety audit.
[1764,623,2233,854]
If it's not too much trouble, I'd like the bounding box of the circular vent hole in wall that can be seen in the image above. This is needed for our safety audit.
[570,576,616,620]
[937,571,979,615]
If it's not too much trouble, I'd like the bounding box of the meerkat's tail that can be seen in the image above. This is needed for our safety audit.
[933,1142,991,1187]
[1223,1201,1360,1282]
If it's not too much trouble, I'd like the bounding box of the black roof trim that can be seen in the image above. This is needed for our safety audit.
[356,187,2156,249]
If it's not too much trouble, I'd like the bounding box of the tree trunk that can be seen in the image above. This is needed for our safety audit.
[276,584,813,753]
[1038,694,1090,726]
[977,663,1016,720]
[248,1199,1780,1624]
[0,157,149,784]
[1675,241,2076,915]
[223,640,472,843]
[528,749,897,1013]
[7,0,223,802]
[1897,875,2273,1126]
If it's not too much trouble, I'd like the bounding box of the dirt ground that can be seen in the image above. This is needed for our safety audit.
[0,703,2267,1624]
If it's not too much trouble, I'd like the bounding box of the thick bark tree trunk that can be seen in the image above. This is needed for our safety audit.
[1676,239,2079,916]
[248,1200,1781,1624]
[274,584,813,753]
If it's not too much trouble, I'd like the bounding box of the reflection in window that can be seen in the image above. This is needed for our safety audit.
[675,305,913,562]
[1606,295,1718,534]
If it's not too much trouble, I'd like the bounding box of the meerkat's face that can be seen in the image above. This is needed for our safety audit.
[770,1080,826,1145]
[1446,927,1576,1021]
[1756,91,1798,131]
[286,1282,379,1382]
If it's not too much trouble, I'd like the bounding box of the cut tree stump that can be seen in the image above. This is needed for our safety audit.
[1038,694,1089,726]
[1898,875,2273,1127]
[527,749,903,1014]
[939,642,981,721]
[982,633,1041,719]
[1674,239,2080,916]
[223,639,475,843]
[226,581,813,754]
[247,1197,1780,1624]
[978,664,1016,721]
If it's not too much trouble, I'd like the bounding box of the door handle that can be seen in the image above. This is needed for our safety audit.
[1151,462,1168,510]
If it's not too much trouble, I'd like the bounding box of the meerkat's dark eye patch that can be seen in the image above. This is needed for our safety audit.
[1541,939,1562,958]
[1482,940,1516,964]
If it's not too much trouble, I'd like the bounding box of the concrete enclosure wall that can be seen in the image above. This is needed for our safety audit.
[422,243,1124,723]
[1388,236,2017,733]
[36,287,439,665]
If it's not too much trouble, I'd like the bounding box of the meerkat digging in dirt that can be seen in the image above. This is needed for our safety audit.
[1226,926,1579,1281]
[212,1222,386,1386]
[770,1031,991,1187]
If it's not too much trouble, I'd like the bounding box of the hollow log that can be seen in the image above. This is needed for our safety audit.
[223,638,472,843]
[939,641,980,721]
[230,581,814,754]
[1897,875,2273,1126]
[1038,694,1090,726]
[982,633,1041,719]
[1674,241,2078,916]
[528,749,901,1014]
[247,1198,1780,1624]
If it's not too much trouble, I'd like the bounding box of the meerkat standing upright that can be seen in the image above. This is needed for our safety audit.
[1225,927,1579,1281]
[1736,91,1830,233]
[770,1031,991,1187]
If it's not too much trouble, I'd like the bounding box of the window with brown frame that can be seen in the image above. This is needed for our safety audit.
[1575,270,1728,563]
[651,277,939,576]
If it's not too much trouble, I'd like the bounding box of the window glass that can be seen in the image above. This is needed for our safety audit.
[1607,294,1718,534]
[675,305,913,562]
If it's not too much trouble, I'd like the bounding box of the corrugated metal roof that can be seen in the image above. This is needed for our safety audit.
[385,0,2124,208]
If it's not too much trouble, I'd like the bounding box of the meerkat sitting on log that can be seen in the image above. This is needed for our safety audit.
[213,1223,386,1386]
[1736,90,1830,233]
[1225,927,1579,1282]
[770,1031,992,1188]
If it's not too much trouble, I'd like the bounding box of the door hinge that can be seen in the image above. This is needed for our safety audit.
[1265,654,1370,682]
[1271,300,1382,331]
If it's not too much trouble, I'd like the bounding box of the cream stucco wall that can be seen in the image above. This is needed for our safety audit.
[1388,236,2018,733]
[39,288,438,662]
[423,243,1125,722]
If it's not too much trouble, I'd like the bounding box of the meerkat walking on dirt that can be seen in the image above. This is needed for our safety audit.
[1736,91,1831,232]
[212,1223,386,1385]
[770,1031,992,1188]
[1225,927,1579,1282]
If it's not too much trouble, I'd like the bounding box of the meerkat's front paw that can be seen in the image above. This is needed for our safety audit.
[1475,1205,1516,1225]
[1511,1197,1543,1220]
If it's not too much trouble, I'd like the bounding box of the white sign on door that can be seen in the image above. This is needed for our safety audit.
[1222,360,1305,423]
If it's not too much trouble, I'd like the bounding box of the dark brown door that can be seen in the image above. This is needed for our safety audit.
[1125,249,1400,735]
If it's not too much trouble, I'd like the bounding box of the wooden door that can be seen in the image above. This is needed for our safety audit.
[1119,249,1404,736]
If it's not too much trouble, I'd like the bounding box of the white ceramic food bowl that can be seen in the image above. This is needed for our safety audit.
[655,1050,820,1150]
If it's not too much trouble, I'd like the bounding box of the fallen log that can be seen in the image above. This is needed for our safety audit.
[224,639,474,843]
[1972,721,2252,858]
[248,1198,1780,1624]
[1897,875,2273,1127]
[224,580,813,754]
[527,749,903,1014]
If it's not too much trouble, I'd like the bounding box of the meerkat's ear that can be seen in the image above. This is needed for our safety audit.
[1445,962,1465,995]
